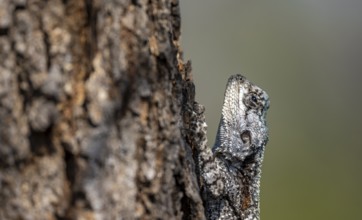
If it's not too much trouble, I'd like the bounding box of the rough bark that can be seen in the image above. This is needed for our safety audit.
[0,0,205,219]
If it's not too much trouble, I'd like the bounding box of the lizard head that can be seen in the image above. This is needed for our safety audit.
[213,74,270,165]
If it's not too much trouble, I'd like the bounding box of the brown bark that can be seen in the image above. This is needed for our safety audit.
[0,0,204,219]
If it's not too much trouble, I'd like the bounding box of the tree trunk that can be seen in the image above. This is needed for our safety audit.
[0,0,205,219]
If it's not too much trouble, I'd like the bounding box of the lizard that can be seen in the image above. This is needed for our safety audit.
[188,74,270,220]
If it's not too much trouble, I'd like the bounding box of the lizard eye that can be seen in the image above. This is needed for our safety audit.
[244,93,260,109]
[251,94,258,103]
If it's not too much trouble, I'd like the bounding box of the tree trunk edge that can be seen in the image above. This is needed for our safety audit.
[0,0,207,219]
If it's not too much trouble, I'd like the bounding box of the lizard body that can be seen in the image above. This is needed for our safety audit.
[189,74,270,220]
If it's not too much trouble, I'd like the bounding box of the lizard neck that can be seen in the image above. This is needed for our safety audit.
[212,150,264,220]
[238,150,264,220]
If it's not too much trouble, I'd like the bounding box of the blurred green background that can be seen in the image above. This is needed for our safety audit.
[180,1,362,219]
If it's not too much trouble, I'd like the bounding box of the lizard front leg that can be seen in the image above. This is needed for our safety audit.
[188,102,239,220]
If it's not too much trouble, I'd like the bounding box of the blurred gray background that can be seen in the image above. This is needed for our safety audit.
[180,1,362,219]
